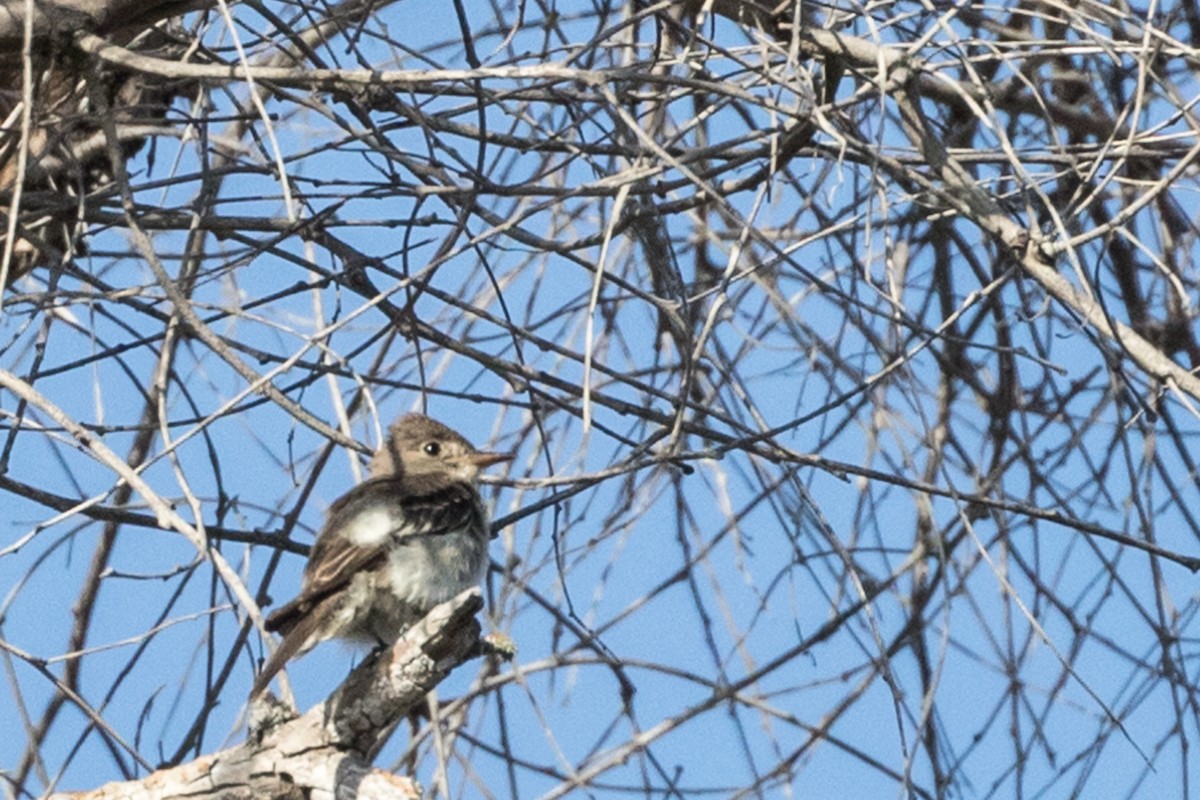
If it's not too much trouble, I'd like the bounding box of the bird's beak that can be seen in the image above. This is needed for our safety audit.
[464,451,515,468]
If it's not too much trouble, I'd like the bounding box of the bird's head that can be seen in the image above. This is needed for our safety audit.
[370,413,512,482]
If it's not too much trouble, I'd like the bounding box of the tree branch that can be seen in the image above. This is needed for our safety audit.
[48,590,488,800]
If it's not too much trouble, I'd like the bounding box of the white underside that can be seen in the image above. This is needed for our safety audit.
[327,509,486,645]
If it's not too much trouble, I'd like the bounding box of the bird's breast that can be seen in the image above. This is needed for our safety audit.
[341,526,487,645]
[382,528,487,606]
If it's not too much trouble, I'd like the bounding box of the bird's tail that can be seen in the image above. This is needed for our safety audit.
[251,607,325,697]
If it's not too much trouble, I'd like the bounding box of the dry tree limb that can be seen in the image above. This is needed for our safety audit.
[48,590,490,800]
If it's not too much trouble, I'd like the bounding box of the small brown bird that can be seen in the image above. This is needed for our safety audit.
[252,413,511,697]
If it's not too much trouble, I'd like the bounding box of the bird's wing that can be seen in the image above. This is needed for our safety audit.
[261,533,382,635]
[263,479,398,634]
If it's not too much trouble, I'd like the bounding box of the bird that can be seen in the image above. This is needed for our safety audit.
[251,413,512,697]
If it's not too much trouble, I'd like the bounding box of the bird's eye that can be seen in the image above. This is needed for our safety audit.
[423,441,441,456]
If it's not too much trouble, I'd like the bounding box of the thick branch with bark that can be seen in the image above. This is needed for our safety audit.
[48,591,488,800]
[0,1,188,287]
[0,0,203,52]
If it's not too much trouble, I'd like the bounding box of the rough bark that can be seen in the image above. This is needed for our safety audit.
[0,0,189,286]
[48,590,488,800]
[0,0,203,52]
